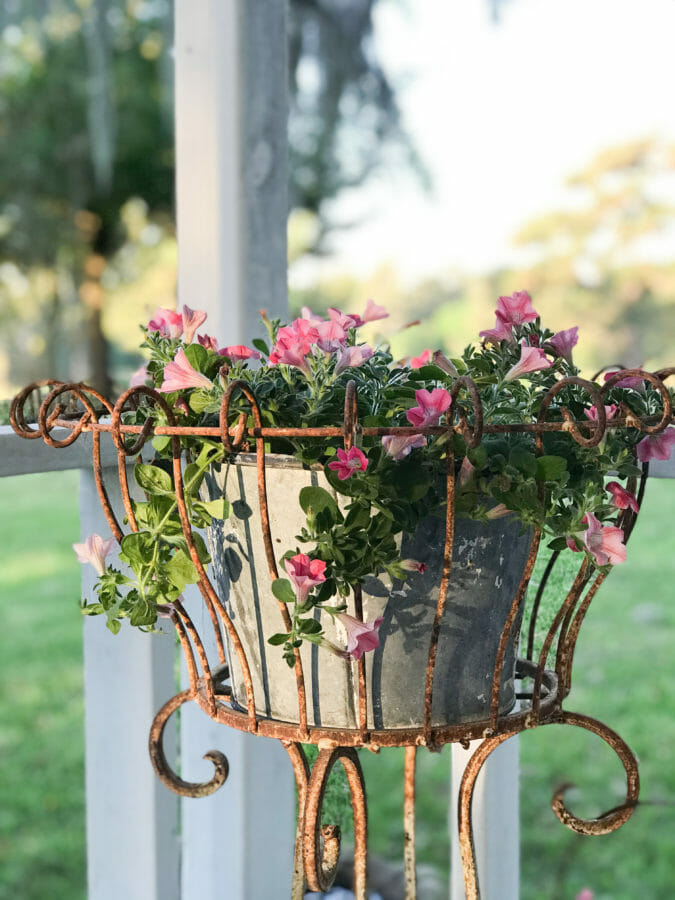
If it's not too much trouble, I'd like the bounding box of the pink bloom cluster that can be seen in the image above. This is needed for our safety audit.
[148,305,207,343]
[284,553,327,604]
[480,291,539,343]
[381,388,452,460]
[567,513,626,566]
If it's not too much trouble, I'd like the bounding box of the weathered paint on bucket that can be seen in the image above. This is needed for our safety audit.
[204,455,531,730]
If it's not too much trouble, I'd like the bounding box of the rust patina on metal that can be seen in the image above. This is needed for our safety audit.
[9,368,674,900]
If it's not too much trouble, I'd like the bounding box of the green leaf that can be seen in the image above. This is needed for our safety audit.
[299,485,341,522]
[165,549,199,591]
[536,455,568,481]
[184,342,209,372]
[548,537,570,551]
[272,578,296,604]
[268,632,289,646]
[106,618,122,635]
[189,390,220,414]
[119,531,155,567]
[194,498,232,521]
[297,618,322,634]
[252,338,269,356]
[135,463,174,496]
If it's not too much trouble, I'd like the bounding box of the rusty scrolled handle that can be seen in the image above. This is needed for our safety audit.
[537,375,606,448]
[112,385,177,456]
[600,368,672,434]
[449,376,483,448]
[220,380,262,452]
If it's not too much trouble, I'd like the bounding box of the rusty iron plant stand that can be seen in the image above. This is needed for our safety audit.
[9,368,674,900]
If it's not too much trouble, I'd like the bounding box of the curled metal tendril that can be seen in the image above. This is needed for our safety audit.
[112,385,177,456]
[449,376,483,448]
[538,376,606,448]
[220,380,263,452]
[148,690,229,798]
[10,379,64,439]
[600,368,672,434]
[343,379,359,451]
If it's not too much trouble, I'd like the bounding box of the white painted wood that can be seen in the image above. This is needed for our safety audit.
[174,2,294,898]
[80,467,180,900]
[449,737,520,900]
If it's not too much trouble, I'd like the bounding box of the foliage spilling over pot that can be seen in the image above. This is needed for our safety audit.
[75,293,675,665]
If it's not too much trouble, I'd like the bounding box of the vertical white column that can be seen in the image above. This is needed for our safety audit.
[81,468,180,900]
[449,738,520,900]
[174,2,294,898]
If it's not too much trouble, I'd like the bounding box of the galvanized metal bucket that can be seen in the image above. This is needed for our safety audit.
[204,454,532,730]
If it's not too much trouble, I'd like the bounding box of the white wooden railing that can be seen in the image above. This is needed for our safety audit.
[2,3,674,898]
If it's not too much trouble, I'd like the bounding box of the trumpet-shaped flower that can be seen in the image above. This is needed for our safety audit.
[432,350,459,376]
[198,334,219,352]
[636,427,675,462]
[129,364,148,388]
[549,326,579,364]
[219,345,261,363]
[584,404,618,422]
[158,348,214,393]
[603,370,644,390]
[284,554,326,603]
[148,307,183,339]
[409,349,432,369]
[334,344,373,375]
[569,512,626,566]
[336,612,384,660]
[181,305,207,344]
[606,481,639,513]
[381,433,427,460]
[328,446,369,480]
[316,318,348,352]
[503,343,553,382]
[406,388,452,427]
[457,456,476,487]
[496,291,539,326]
[400,558,427,574]
[73,533,115,576]
[479,317,514,344]
[360,298,389,323]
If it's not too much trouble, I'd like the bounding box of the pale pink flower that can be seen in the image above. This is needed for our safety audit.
[486,503,512,520]
[300,306,325,325]
[219,345,261,363]
[316,318,348,352]
[284,554,327,604]
[406,388,452,427]
[606,481,640,513]
[198,334,220,352]
[549,326,579,364]
[576,890,594,900]
[457,456,476,487]
[409,349,432,369]
[400,558,427,574]
[381,433,427,460]
[584,404,618,422]
[129,364,148,388]
[158,348,214,393]
[327,446,369,480]
[495,291,539,326]
[580,512,626,566]
[336,612,384,660]
[360,298,389,323]
[603,370,644,390]
[181,305,207,343]
[504,343,553,382]
[328,307,361,330]
[73,533,115,577]
[636,427,675,462]
[334,344,373,374]
[432,350,459,376]
[479,317,515,343]
[148,307,183,339]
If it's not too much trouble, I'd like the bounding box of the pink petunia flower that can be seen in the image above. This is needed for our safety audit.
[129,364,149,388]
[198,334,220,352]
[327,446,369,480]
[495,291,539,326]
[359,298,389,323]
[457,456,476,487]
[381,433,427,460]
[584,404,618,422]
[479,317,515,344]
[158,348,214,393]
[219,345,261,363]
[409,349,432,369]
[316,318,348,353]
[148,307,183,339]
[336,612,384,660]
[578,512,626,566]
[606,481,640,513]
[327,307,361,331]
[432,350,459,376]
[603,370,645,390]
[284,553,327,604]
[576,890,594,900]
[181,305,207,344]
[406,388,452,428]
[269,335,313,377]
[636,427,675,463]
[334,344,373,375]
[503,343,553,382]
[400,558,427,574]
[549,326,579,364]
[73,533,116,577]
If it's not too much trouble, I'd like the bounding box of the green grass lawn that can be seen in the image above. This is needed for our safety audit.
[1,473,674,899]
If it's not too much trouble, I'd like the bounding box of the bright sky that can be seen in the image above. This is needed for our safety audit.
[292,0,675,286]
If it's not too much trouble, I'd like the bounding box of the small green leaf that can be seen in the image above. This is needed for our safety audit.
[272,578,296,604]
[536,455,568,481]
[194,498,232,521]
[252,338,269,356]
[165,549,199,591]
[299,485,341,522]
[119,531,155,567]
[268,632,289,645]
[135,463,174,496]
[184,342,209,371]
[297,618,322,634]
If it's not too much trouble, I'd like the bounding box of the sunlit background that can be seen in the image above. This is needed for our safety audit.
[1,2,675,899]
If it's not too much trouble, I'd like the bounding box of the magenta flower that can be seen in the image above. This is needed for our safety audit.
[148,307,183,339]
[603,370,644,390]
[336,612,384,660]
[198,334,220,352]
[636,427,675,462]
[409,349,432,369]
[584,404,618,422]
[284,554,327,603]
[158,348,214,393]
[360,298,389,323]
[181,305,208,344]
[406,388,452,427]
[400,558,427,574]
[606,481,640,513]
[129,364,148,388]
[328,446,369,480]
[479,317,515,344]
[219,345,261,363]
[580,512,626,566]
[549,326,579,364]
[496,291,539,326]
[269,341,312,377]
[504,343,553,381]
[382,433,427,460]
[73,533,115,576]
[334,344,373,375]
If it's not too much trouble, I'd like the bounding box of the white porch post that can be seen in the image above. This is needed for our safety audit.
[174,3,294,899]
